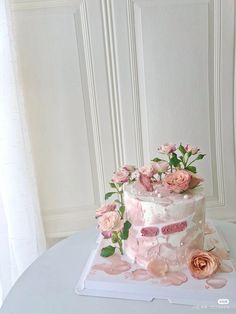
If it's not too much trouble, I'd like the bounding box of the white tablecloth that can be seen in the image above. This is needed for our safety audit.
[0,221,236,314]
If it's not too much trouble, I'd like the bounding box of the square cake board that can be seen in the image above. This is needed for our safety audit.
[75,220,236,308]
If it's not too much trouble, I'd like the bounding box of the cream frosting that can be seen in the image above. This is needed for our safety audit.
[123,183,205,271]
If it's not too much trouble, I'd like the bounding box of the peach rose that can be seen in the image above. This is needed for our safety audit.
[187,249,220,279]
[153,161,169,173]
[98,211,124,232]
[185,144,199,155]
[164,170,191,193]
[158,143,176,154]
[112,168,130,183]
[95,202,116,218]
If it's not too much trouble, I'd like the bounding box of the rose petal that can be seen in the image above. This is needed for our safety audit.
[125,269,152,281]
[147,257,168,277]
[205,277,227,289]
[218,262,234,273]
[212,248,230,260]
[160,272,188,286]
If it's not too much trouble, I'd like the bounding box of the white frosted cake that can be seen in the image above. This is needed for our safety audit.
[123,183,205,271]
[94,143,231,282]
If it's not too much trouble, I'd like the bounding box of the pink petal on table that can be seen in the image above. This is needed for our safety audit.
[212,248,230,260]
[218,262,234,273]
[147,257,168,277]
[92,253,131,275]
[125,269,153,281]
[205,277,227,289]
[160,272,188,286]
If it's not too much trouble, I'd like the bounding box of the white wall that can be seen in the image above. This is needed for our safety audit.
[11,0,236,241]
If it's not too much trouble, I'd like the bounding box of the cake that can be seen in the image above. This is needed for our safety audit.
[76,142,234,301]
[96,143,208,276]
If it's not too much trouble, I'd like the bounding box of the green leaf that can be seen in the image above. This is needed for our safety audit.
[178,144,186,155]
[187,151,192,158]
[111,233,118,243]
[196,154,206,160]
[119,205,125,216]
[109,182,116,188]
[120,220,131,240]
[100,245,116,257]
[152,157,162,162]
[105,192,116,200]
[169,153,181,167]
[186,165,197,173]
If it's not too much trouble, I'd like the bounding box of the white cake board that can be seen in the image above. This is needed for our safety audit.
[75,221,236,308]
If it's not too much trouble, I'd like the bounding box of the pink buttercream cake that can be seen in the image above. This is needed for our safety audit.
[123,183,205,271]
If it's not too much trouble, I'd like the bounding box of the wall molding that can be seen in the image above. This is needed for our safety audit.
[127,0,225,209]
[12,0,105,238]
[127,0,145,166]
[101,0,125,168]
[74,1,106,201]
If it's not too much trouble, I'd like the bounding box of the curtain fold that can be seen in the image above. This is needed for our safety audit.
[0,0,46,306]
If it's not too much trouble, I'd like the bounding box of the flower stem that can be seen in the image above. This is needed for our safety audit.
[118,238,123,255]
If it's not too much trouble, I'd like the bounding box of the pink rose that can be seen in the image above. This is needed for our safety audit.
[158,143,176,154]
[95,202,116,218]
[164,170,191,193]
[123,164,136,173]
[139,164,155,177]
[112,168,130,183]
[185,144,199,155]
[153,161,169,173]
[139,174,154,192]
[98,211,124,232]
[187,249,220,279]
[189,172,203,189]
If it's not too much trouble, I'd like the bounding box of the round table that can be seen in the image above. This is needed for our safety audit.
[0,221,236,314]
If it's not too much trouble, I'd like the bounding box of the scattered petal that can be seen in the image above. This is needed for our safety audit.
[125,269,152,281]
[212,248,230,260]
[218,262,234,273]
[147,257,168,277]
[160,272,188,286]
[205,277,227,289]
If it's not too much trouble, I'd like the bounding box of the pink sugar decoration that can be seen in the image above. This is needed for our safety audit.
[161,221,187,235]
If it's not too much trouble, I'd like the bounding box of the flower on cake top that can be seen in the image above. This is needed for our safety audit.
[153,161,169,174]
[158,143,176,154]
[185,144,200,155]
[164,170,191,193]
[137,143,205,193]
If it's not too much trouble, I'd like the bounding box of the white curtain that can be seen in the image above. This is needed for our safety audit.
[0,0,46,306]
